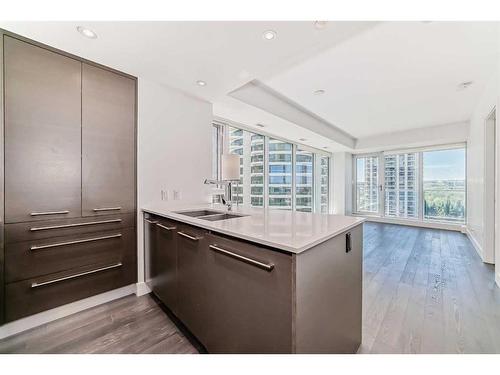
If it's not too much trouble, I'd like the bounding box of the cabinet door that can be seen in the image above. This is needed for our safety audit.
[4,36,82,223]
[154,218,178,313]
[204,233,293,353]
[176,224,209,344]
[82,63,136,217]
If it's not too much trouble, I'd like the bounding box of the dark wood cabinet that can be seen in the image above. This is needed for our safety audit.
[81,63,136,217]
[143,212,363,354]
[175,224,209,344]
[204,233,293,353]
[151,217,178,314]
[3,35,82,223]
[1,32,137,325]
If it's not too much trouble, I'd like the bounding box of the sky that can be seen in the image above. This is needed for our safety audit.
[423,148,465,181]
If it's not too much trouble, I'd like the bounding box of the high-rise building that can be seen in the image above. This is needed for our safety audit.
[384,153,417,218]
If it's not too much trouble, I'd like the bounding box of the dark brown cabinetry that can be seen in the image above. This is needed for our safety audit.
[4,35,82,223]
[144,212,363,353]
[0,32,137,324]
[82,63,136,217]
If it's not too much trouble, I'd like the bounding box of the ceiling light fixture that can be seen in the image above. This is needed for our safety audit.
[314,89,325,95]
[299,138,307,142]
[76,26,97,39]
[196,80,207,87]
[314,21,328,29]
[323,146,329,149]
[262,30,277,40]
[256,123,266,128]
[457,81,473,90]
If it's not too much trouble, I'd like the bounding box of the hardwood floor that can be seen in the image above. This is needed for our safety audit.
[359,222,500,354]
[1,222,499,354]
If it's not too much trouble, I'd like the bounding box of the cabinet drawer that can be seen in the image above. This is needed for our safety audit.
[5,261,136,322]
[5,228,136,283]
[204,233,293,353]
[4,214,135,244]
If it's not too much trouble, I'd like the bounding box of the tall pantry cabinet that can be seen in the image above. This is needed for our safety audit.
[0,31,137,324]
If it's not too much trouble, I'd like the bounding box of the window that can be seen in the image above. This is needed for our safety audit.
[268,138,293,210]
[355,156,379,213]
[423,148,465,223]
[213,121,331,213]
[296,148,313,212]
[354,145,466,224]
[318,156,330,214]
[384,153,418,218]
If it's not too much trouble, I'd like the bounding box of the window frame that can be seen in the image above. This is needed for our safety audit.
[213,118,332,213]
[352,143,467,224]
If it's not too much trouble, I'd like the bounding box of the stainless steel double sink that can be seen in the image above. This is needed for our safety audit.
[175,209,248,222]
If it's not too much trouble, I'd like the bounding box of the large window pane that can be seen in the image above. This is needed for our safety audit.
[228,126,244,204]
[296,148,313,212]
[423,148,465,222]
[356,156,379,213]
[384,153,418,218]
[268,138,292,210]
[319,156,329,213]
[249,133,265,207]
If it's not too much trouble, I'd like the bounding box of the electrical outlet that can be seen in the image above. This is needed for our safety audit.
[173,190,181,200]
[161,190,169,201]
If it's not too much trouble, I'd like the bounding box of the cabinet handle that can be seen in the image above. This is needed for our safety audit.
[209,244,274,272]
[346,232,352,253]
[30,233,122,251]
[30,219,122,232]
[30,210,69,216]
[157,223,177,231]
[177,231,199,241]
[93,207,121,212]
[144,219,158,224]
[31,263,123,288]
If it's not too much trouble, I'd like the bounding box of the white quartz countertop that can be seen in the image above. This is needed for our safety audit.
[142,202,364,254]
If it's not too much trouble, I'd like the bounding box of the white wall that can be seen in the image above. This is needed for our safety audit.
[137,78,213,287]
[355,121,469,153]
[467,75,498,263]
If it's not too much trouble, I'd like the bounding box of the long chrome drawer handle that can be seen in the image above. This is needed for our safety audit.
[30,219,122,232]
[93,207,121,212]
[30,233,122,251]
[209,244,274,272]
[144,219,158,224]
[30,210,69,216]
[177,231,199,241]
[31,262,123,288]
[157,223,177,231]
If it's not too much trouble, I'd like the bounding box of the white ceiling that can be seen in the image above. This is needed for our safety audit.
[1,21,498,149]
[0,21,376,103]
[265,21,499,138]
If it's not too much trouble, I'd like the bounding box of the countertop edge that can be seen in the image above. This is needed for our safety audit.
[141,207,365,254]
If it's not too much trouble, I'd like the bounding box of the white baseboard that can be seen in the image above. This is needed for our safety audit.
[135,281,151,296]
[0,284,136,340]
[356,215,465,232]
[465,227,485,262]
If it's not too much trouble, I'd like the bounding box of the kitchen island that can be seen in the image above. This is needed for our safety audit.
[143,203,364,354]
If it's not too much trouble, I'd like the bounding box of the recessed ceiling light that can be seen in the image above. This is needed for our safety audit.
[457,81,473,90]
[323,146,329,149]
[314,89,325,96]
[76,26,97,39]
[256,123,266,128]
[314,21,328,29]
[262,30,277,40]
[196,80,207,87]
[299,138,307,142]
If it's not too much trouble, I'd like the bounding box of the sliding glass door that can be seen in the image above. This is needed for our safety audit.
[354,145,466,223]
[355,155,380,214]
